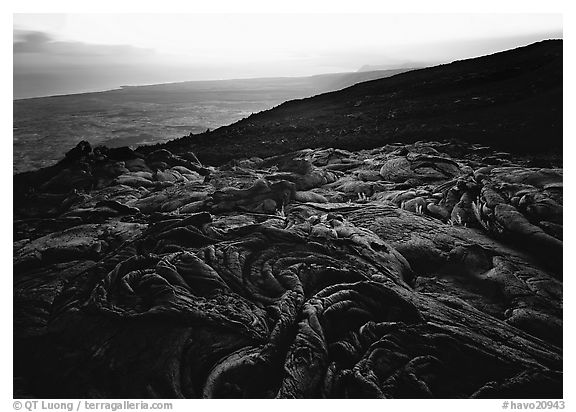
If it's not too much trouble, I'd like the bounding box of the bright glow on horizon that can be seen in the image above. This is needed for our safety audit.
[14,14,562,63]
[12,13,563,98]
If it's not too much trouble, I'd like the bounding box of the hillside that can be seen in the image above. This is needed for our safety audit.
[144,40,562,164]
[14,67,415,174]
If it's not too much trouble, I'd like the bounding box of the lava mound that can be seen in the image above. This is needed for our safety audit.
[14,140,562,398]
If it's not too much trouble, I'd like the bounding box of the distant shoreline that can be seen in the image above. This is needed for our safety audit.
[13,87,124,102]
[12,69,408,102]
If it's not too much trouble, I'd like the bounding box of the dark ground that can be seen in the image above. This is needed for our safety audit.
[13,40,563,399]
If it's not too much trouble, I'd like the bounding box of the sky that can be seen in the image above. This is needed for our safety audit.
[13,13,563,99]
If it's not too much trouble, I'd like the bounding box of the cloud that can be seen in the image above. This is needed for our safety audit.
[13,29,207,98]
[13,30,53,53]
[13,29,155,59]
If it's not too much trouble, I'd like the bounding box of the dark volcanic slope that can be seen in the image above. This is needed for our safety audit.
[147,40,562,164]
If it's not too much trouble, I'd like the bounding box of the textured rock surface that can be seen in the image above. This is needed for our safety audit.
[13,140,562,398]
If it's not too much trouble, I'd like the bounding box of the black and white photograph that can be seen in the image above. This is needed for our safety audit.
[8,2,570,406]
